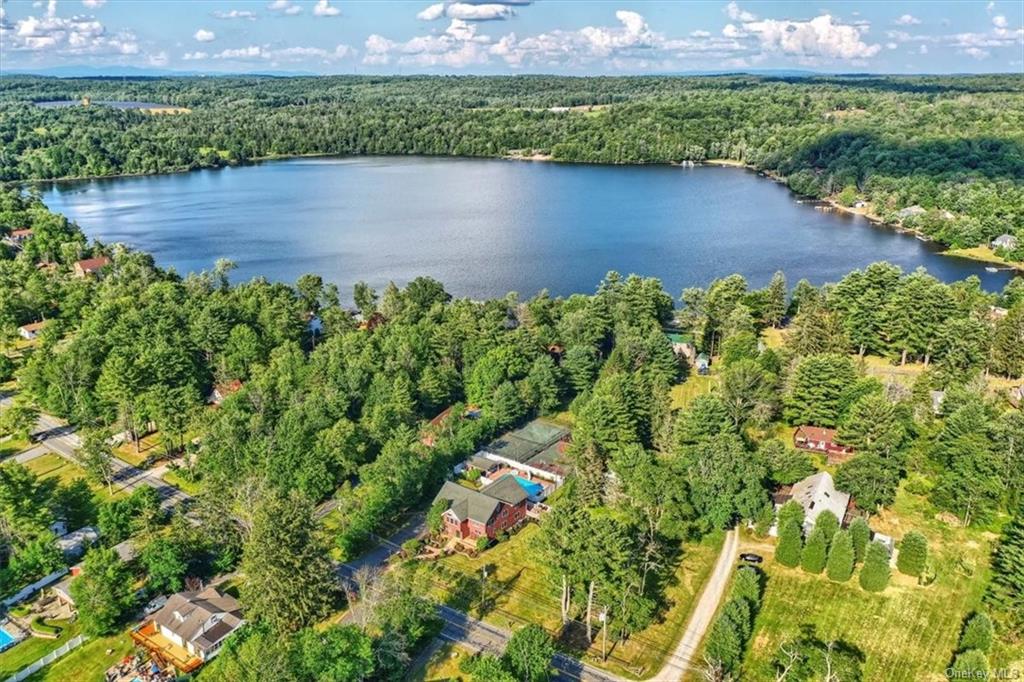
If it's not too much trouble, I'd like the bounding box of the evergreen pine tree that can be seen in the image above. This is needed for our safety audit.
[958,613,994,653]
[950,650,989,678]
[814,511,840,549]
[764,271,787,328]
[705,615,743,673]
[984,516,1024,631]
[801,526,828,574]
[826,529,855,582]
[777,500,805,530]
[776,519,803,568]
[732,568,762,609]
[896,531,928,577]
[849,517,871,564]
[859,541,892,592]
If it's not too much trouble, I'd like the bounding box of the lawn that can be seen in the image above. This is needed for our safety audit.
[20,452,120,503]
[410,641,473,682]
[943,245,1021,268]
[0,620,80,678]
[424,524,724,680]
[0,435,31,459]
[23,630,133,682]
[670,372,719,411]
[740,486,1024,682]
[160,468,201,496]
[113,431,164,468]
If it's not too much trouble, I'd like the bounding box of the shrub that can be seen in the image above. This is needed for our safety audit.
[950,650,989,678]
[475,536,490,553]
[849,517,871,563]
[958,613,994,653]
[859,541,891,592]
[776,519,803,568]
[401,539,422,557]
[801,526,828,574]
[826,530,855,582]
[897,531,928,577]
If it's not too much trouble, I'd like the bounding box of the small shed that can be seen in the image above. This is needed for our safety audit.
[695,353,710,376]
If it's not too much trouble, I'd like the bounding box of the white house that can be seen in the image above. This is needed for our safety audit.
[147,587,244,663]
[771,471,853,536]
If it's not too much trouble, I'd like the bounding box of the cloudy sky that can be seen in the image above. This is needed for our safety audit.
[1,0,1021,74]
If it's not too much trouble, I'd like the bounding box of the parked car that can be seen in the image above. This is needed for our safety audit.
[739,553,764,564]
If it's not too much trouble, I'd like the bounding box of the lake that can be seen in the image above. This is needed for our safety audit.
[40,157,1015,300]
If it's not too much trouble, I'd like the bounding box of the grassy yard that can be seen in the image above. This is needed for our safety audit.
[23,630,133,682]
[113,431,164,468]
[0,620,80,678]
[0,435,31,459]
[410,642,473,682]
[670,373,719,411]
[943,245,1021,269]
[160,468,201,496]
[740,486,1024,682]
[423,523,724,680]
[20,452,120,504]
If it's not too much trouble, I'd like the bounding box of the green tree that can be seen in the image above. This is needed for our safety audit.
[858,542,891,592]
[141,537,187,594]
[503,624,555,682]
[958,613,994,653]
[776,519,803,568]
[826,530,855,582]
[801,526,828,574]
[0,401,38,441]
[814,511,840,549]
[705,614,743,673]
[241,491,336,632]
[984,516,1024,636]
[296,624,376,681]
[849,517,871,564]
[896,531,928,577]
[764,270,787,328]
[837,393,905,458]
[69,547,135,635]
[784,354,857,427]
[949,650,989,678]
[75,428,117,495]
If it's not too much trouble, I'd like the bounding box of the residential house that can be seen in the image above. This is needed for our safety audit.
[56,526,99,560]
[665,331,697,363]
[471,418,571,485]
[73,256,112,278]
[771,471,855,536]
[356,312,385,332]
[4,228,33,246]
[433,474,529,541]
[896,205,926,220]
[207,379,242,406]
[17,321,47,340]
[793,425,855,464]
[132,587,244,672]
[991,233,1019,251]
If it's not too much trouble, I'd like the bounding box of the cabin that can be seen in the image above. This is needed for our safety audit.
[17,320,47,340]
[991,234,1019,251]
[433,475,530,541]
[771,471,856,536]
[207,379,242,406]
[132,588,244,672]
[793,425,854,464]
[695,353,710,376]
[73,256,112,278]
[4,228,33,246]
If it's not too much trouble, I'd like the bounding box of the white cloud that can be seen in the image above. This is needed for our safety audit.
[313,0,340,17]
[213,10,257,20]
[211,42,354,63]
[894,14,921,26]
[267,0,302,16]
[183,50,208,60]
[744,14,881,60]
[886,42,897,50]
[194,28,215,42]
[148,50,168,66]
[919,44,928,54]
[993,15,1008,28]
[417,4,446,21]
[690,30,711,38]
[722,23,746,39]
[418,2,515,22]
[2,1,140,56]
[725,2,756,22]
[986,1,995,11]
[962,46,990,59]
[82,0,106,7]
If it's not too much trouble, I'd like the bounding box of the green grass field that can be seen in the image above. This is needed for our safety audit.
[160,468,201,496]
[0,435,31,459]
[670,373,719,411]
[0,620,80,678]
[740,487,1024,681]
[424,523,723,680]
[410,642,473,682]
[20,452,120,503]
[23,631,132,682]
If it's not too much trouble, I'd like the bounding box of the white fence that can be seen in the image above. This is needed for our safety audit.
[1,568,69,608]
[5,634,88,682]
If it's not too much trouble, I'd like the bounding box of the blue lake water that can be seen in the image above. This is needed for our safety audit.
[40,157,1015,300]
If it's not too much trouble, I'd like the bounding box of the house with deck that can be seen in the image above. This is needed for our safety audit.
[771,471,857,536]
[793,425,854,464]
[433,475,531,542]
[73,256,112,278]
[132,587,244,673]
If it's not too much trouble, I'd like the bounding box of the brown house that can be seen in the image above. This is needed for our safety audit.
[433,475,529,541]
[73,256,112,278]
[793,425,854,464]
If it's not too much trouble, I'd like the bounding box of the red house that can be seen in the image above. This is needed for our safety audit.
[433,475,529,541]
[793,425,854,464]
[73,256,112,278]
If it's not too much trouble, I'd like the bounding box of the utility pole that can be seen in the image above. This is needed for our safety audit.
[600,607,608,661]
[479,566,488,616]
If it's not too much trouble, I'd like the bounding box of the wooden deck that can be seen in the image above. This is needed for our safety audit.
[130,621,204,673]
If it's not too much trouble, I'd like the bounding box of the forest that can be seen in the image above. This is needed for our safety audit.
[1,186,1023,679]
[1,73,1022,257]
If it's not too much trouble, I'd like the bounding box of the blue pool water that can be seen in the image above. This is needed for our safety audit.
[515,477,544,498]
[0,627,18,651]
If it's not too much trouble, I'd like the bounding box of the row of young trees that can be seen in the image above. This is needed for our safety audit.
[1,74,1022,254]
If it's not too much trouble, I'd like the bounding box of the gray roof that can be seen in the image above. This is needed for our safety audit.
[789,472,850,528]
[992,233,1018,248]
[434,475,528,525]
[152,587,243,653]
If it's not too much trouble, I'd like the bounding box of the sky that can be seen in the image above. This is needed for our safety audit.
[1,0,1022,75]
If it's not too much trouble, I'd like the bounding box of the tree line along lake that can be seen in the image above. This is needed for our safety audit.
[39,156,1017,299]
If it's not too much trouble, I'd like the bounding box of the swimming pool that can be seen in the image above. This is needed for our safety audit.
[0,626,19,652]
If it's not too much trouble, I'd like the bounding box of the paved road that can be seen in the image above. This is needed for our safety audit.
[1,394,192,512]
